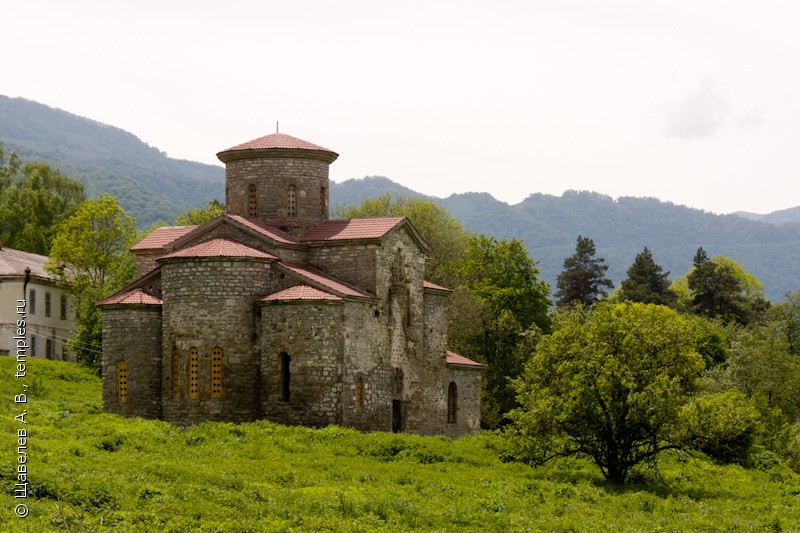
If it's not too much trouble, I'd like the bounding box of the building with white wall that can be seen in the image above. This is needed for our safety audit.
[0,243,76,360]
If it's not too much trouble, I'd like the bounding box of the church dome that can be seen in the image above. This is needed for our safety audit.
[217,132,338,164]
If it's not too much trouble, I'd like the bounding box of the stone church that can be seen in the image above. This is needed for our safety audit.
[99,132,484,436]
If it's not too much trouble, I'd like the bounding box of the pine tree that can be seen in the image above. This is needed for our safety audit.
[617,247,677,307]
[555,235,613,308]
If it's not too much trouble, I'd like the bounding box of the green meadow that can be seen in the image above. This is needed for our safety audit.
[2,358,799,532]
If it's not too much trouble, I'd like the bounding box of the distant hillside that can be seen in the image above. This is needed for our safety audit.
[332,179,800,302]
[0,95,224,226]
[734,206,800,226]
[3,95,798,300]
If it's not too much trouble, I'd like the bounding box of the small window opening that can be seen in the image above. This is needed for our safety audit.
[320,185,327,217]
[171,348,180,399]
[45,292,51,317]
[447,382,458,424]
[60,294,68,320]
[29,289,36,315]
[46,338,53,359]
[287,185,297,218]
[118,360,128,404]
[189,347,199,399]
[280,352,291,402]
[248,184,258,217]
[211,347,223,399]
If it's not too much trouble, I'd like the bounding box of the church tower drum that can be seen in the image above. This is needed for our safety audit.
[217,132,338,223]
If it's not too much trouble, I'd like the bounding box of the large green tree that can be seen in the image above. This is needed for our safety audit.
[454,235,551,428]
[510,302,705,483]
[0,146,86,255]
[555,235,613,308]
[616,247,677,307]
[683,251,769,324]
[48,194,138,368]
[334,194,470,287]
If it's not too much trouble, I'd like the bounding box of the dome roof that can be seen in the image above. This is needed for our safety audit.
[217,132,338,163]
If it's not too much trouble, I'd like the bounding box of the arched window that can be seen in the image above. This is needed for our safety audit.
[287,185,297,218]
[189,347,199,399]
[447,382,458,424]
[118,360,128,404]
[211,347,223,399]
[280,352,291,402]
[356,377,364,408]
[248,184,258,217]
[320,185,327,217]
[171,347,180,399]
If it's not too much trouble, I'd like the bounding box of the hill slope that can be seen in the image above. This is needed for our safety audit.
[332,181,800,301]
[0,95,224,226]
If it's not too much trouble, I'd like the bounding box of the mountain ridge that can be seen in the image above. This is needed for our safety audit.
[2,94,799,301]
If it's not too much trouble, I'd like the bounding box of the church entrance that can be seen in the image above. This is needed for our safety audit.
[392,400,402,433]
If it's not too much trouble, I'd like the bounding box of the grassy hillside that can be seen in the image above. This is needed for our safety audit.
[2,358,800,532]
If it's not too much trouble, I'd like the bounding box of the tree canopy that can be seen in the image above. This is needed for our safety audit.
[510,302,705,483]
[48,194,138,368]
[616,246,677,307]
[673,251,770,324]
[0,143,86,255]
[174,199,225,226]
[555,235,613,308]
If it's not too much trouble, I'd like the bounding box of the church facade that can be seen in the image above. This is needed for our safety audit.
[99,132,483,436]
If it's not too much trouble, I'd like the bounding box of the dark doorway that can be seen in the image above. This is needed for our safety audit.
[392,400,402,433]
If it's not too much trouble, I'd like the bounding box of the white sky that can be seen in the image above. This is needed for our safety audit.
[3,1,799,214]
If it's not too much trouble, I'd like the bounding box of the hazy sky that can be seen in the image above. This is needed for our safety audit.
[3,1,799,214]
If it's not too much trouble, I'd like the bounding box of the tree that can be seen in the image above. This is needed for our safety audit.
[0,158,86,255]
[334,194,470,287]
[174,199,225,226]
[509,302,705,483]
[48,194,138,368]
[616,247,677,307]
[686,252,769,324]
[555,235,613,308]
[452,235,551,428]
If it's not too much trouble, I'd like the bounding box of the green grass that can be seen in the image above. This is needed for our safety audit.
[2,358,800,532]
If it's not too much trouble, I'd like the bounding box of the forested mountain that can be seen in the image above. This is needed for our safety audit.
[331,180,800,301]
[0,95,224,226]
[3,95,798,300]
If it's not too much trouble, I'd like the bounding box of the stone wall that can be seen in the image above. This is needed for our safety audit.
[339,301,393,431]
[226,156,330,223]
[258,299,345,427]
[444,367,483,438]
[159,256,276,424]
[307,243,378,295]
[101,305,162,418]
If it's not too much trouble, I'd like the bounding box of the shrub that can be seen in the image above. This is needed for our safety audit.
[680,391,760,464]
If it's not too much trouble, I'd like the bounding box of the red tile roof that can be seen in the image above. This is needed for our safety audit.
[446,351,486,369]
[98,289,162,306]
[424,280,452,292]
[161,238,279,260]
[261,285,342,302]
[301,217,406,242]
[226,215,301,245]
[279,263,373,298]
[218,132,338,161]
[132,226,197,251]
